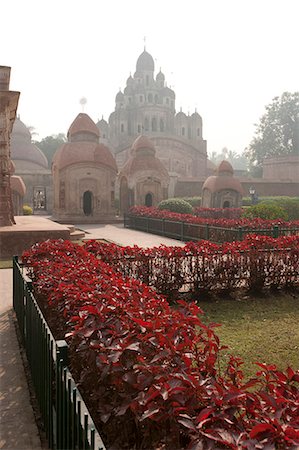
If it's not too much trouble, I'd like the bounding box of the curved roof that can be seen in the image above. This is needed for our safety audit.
[11,118,49,169]
[68,113,100,139]
[156,70,165,81]
[203,161,243,194]
[11,175,26,196]
[202,175,243,194]
[126,75,134,85]
[217,160,234,175]
[53,141,117,172]
[121,153,169,178]
[136,50,155,72]
[175,111,187,120]
[132,135,156,153]
[12,117,31,141]
[115,90,124,102]
[162,86,175,99]
[96,117,108,127]
[121,135,168,179]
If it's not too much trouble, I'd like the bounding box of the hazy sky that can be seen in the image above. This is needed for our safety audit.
[2,0,298,154]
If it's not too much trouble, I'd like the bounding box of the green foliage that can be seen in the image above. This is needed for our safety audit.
[23,204,33,215]
[34,133,67,167]
[242,203,288,221]
[242,197,253,206]
[260,196,299,220]
[180,196,201,207]
[246,91,299,176]
[157,198,194,214]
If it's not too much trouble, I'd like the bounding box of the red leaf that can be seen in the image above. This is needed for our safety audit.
[249,423,276,439]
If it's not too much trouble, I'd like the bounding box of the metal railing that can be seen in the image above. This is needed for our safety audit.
[13,256,106,450]
[124,213,299,243]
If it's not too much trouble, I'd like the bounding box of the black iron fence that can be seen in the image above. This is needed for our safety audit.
[13,256,106,450]
[124,214,299,243]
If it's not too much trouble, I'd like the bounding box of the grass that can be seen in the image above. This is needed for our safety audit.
[198,291,299,379]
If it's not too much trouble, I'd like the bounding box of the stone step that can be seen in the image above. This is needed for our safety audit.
[69,230,85,241]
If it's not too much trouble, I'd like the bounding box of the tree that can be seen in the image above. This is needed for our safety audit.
[34,133,66,167]
[208,147,248,171]
[246,92,299,177]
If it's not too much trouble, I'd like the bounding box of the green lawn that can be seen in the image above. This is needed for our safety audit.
[198,292,299,379]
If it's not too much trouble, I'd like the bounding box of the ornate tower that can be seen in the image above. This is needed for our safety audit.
[0,66,20,226]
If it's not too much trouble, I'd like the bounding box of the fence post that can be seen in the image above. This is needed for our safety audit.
[205,224,210,240]
[56,340,68,450]
[181,222,184,241]
[57,340,68,366]
[162,219,165,236]
[238,227,244,241]
[272,225,279,238]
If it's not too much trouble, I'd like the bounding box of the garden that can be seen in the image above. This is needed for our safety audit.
[20,228,299,450]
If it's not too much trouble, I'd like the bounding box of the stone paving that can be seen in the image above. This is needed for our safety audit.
[0,269,43,450]
[0,223,184,449]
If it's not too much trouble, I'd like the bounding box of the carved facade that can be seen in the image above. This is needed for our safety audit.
[0,66,20,226]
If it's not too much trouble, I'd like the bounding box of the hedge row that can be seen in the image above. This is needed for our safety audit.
[22,239,299,450]
[129,206,299,229]
[84,235,299,296]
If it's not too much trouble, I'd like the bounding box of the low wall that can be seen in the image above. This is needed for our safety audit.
[0,216,70,259]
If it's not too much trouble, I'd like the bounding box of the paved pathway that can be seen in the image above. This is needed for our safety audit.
[0,269,43,449]
[0,224,183,449]
[77,222,186,248]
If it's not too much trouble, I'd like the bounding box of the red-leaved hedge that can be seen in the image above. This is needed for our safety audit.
[129,206,299,229]
[84,235,299,296]
[22,240,299,450]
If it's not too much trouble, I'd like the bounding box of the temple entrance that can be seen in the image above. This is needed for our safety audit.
[83,191,93,215]
[223,200,230,208]
[145,192,153,207]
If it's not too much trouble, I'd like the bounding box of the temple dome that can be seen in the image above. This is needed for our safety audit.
[136,50,155,72]
[121,135,168,178]
[132,135,156,154]
[53,113,117,172]
[68,113,100,139]
[217,160,234,175]
[115,90,124,102]
[11,118,49,168]
[202,160,243,194]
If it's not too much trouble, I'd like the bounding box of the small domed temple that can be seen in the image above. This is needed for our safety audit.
[201,160,244,208]
[119,135,169,213]
[52,113,117,222]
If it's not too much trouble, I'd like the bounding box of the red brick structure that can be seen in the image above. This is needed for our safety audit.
[0,66,20,226]
[201,161,244,208]
[52,113,118,223]
[119,135,169,212]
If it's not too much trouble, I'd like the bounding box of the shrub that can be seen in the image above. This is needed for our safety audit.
[181,196,202,207]
[242,203,288,220]
[242,196,254,206]
[260,197,299,220]
[22,239,299,450]
[23,204,33,215]
[158,198,193,214]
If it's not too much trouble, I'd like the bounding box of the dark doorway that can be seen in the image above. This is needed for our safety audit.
[145,192,153,207]
[223,200,230,208]
[83,191,93,215]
